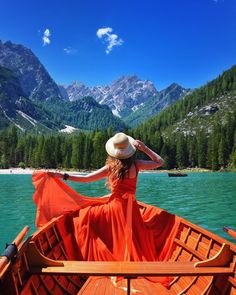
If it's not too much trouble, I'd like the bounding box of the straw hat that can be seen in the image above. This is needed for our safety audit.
[105,133,136,159]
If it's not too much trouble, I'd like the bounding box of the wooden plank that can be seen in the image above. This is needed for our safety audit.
[26,241,234,277]
[30,261,233,277]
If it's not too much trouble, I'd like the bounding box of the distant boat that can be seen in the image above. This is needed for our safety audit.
[168,172,188,177]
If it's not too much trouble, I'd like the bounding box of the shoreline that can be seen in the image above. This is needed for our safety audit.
[0,167,219,175]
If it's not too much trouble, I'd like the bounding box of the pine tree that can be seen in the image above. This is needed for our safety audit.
[15,136,26,165]
[150,131,163,153]
[83,134,93,169]
[188,135,198,168]
[71,136,80,169]
[62,139,72,169]
[197,131,207,168]
[176,134,188,168]
[207,127,220,171]
[218,130,228,168]
[7,125,18,166]
[160,142,171,169]
[54,136,63,168]
[71,133,85,169]
[34,136,45,168]
[0,154,9,169]
[91,131,106,168]
[41,137,56,168]
[229,130,236,168]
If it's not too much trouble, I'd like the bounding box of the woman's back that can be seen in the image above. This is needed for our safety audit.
[109,161,138,195]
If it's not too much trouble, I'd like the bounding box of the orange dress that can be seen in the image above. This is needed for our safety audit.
[72,173,159,262]
[32,171,181,289]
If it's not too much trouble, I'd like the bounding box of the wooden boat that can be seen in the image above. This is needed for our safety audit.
[168,172,188,177]
[0,202,236,295]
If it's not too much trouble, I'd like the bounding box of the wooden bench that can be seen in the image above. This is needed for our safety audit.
[25,242,234,295]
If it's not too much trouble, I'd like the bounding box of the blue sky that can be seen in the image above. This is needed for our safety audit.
[0,0,236,90]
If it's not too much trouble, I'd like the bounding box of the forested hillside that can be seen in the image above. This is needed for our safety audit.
[137,65,236,133]
[0,66,235,171]
[124,83,189,127]
[132,65,236,170]
[38,97,126,131]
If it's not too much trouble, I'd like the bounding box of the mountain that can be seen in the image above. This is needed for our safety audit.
[124,83,190,127]
[66,82,92,101]
[135,65,236,136]
[95,76,158,118]
[145,65,236,137]
[64,77,189,125]
[58,84,69,100]
[131,65,236,170]
[0,40,63,101]
[0,65,125,132]
[0,40,125,132]
[64,76,158,118]
[0,65,61,132]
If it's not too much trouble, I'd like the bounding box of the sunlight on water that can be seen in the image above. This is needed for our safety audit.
[0,172,235,250]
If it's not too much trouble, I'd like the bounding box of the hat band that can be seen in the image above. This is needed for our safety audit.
[114,143,128,149]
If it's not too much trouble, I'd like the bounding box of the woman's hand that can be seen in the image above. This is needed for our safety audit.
[133,140,148,152]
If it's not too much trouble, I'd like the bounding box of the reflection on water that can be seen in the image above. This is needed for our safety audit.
[0,172,235,250]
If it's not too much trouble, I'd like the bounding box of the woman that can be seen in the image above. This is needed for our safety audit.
[33,133,179,289]
[51,132,164,262]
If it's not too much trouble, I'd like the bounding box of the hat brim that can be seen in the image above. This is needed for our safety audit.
[106,135,136,159]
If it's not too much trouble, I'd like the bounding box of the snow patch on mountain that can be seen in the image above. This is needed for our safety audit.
[60,125,78,134]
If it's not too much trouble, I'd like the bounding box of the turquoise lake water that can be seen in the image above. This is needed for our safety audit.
[0,172,236,251]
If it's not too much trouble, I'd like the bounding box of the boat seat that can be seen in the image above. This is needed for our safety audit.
[77,276,170,295]
[26,242,234,277]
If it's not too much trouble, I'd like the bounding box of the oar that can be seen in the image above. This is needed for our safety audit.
[0,226,30,277]
[223,226,236,239]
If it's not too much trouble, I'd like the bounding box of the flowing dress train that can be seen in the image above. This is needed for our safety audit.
[32,171,181,289]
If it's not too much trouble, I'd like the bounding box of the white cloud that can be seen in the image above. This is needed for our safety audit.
[64,47,77,55]
[42,29,51,46]
[97,27,113,38]
[96,27,123,54]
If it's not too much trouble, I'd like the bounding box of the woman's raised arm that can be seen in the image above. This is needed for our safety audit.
[133,140,164,170]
